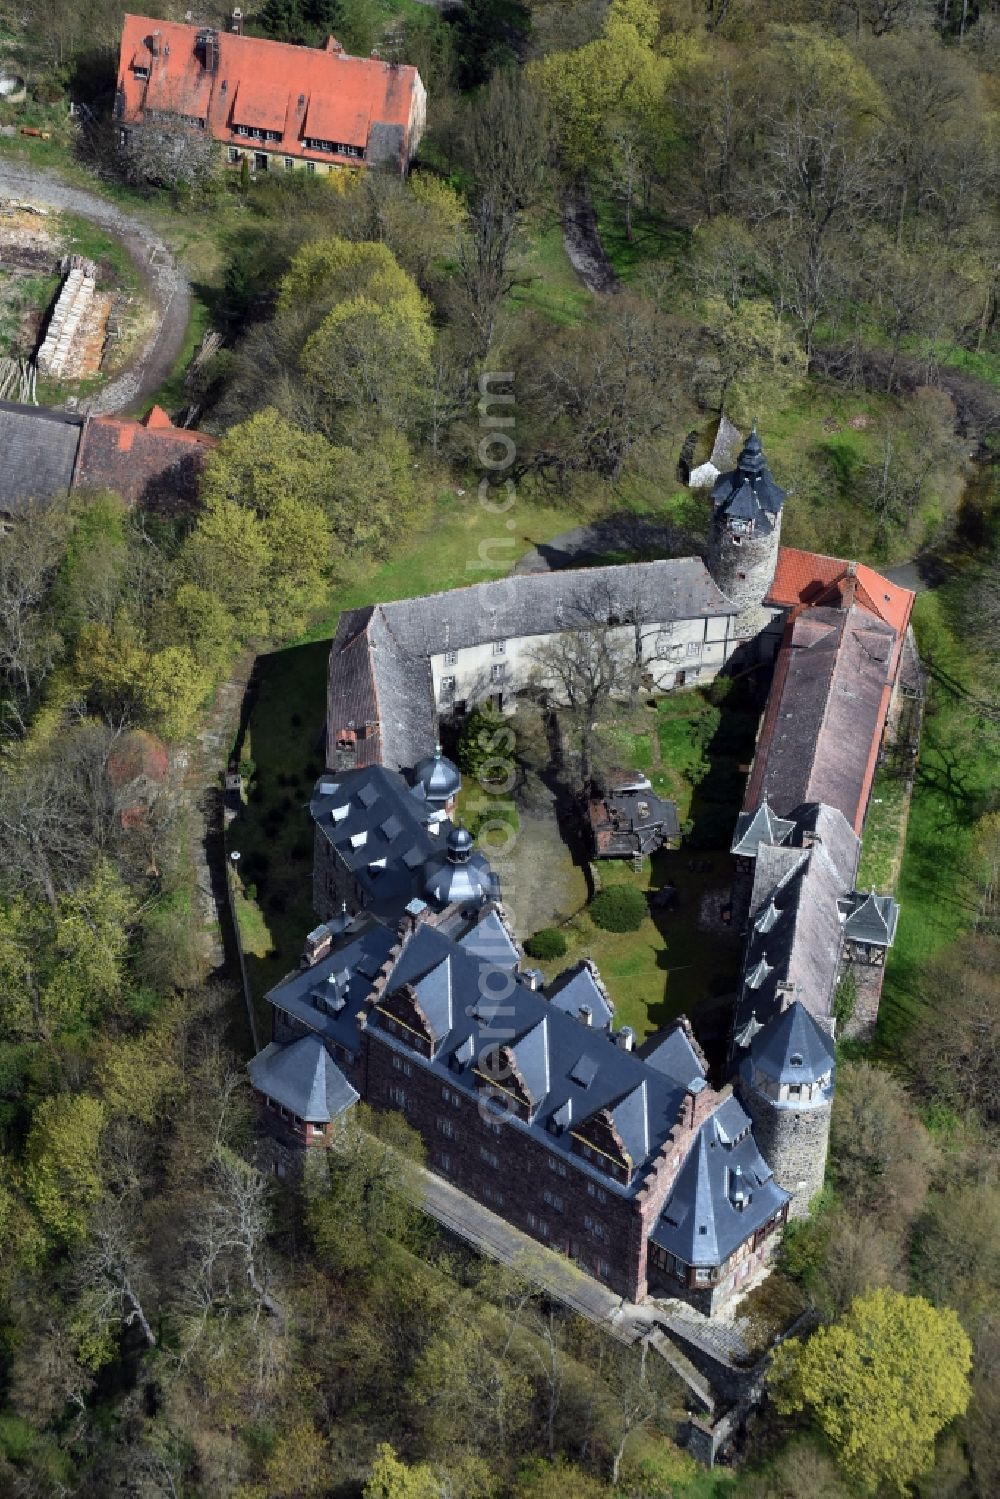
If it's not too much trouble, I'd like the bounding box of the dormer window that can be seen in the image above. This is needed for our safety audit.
[133,65,149,79]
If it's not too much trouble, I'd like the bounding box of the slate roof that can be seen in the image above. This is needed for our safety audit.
[311,765,453,921]
[116,16,423,170]
[266,896,784,1272]
[733,804,859,1044]
[328,606,436,772]
[365,922,707,1194]
[457,909,520,969]
[248,1035,359,1121]
[413,745,461,805]
[0,401,83,513]
[422,829,495,909]
[710,429,786,535]
[650,1095,789,1267]
[328,559,736,772]
[839,888,899,947]
[742,604,897,835]
[547,960,616,1031]
[265,921,399,1059]
[744,1001,835,1087]
[643,1023,705,1084]
[731,799,796,857]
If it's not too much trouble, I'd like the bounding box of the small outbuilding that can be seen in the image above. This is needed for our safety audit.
[588,770,680,860]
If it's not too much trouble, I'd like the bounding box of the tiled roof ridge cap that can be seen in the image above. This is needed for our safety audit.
[124,13,418,74]
[378,555,717,616]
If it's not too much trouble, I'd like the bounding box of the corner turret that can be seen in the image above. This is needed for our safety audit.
[706,426,786,640]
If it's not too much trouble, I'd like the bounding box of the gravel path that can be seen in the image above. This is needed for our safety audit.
[0,163,192,415]
[563,190,617,295]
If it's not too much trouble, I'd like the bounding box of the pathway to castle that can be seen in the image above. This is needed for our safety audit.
[0,163,192,414]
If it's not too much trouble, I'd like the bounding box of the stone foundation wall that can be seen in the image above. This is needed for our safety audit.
[839,957,885,1042]
[739,1085,831,1219]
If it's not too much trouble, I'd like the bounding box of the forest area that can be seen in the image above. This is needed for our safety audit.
[0,0,999,1493]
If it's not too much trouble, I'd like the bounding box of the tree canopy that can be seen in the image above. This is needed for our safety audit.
[770,1288,973,1492]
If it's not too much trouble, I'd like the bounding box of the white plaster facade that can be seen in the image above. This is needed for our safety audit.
[428,613,738,715]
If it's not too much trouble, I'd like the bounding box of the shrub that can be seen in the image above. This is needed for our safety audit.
[833,969,857,1027]
[589,885,647,932]
[524,928,568,961]
[468,802,519,843]
[458,703,514,779]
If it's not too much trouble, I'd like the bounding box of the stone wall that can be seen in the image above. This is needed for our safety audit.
[705,514,782,640]
[738,1083,831,1219]
[839,956,884,1042]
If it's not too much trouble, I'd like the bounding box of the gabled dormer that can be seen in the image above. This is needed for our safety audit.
[371,960,453,1059]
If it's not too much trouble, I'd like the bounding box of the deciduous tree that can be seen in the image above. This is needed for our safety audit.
[770,1288,972,1493]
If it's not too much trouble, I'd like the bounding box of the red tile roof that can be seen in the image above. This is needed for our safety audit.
[744,604,898,835]
[767,547,914,639]
[116,16,424,169]
[74,409,216,511]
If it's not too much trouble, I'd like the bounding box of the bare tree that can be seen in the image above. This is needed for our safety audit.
[122,119,223,193]
[529,617,641,788]
[457,70,547,358]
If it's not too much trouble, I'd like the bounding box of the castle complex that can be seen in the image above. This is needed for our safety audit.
[247,431,917,1315]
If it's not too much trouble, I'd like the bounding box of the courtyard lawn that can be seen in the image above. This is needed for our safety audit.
[543,850,744,1041]
[528,685,761,1038]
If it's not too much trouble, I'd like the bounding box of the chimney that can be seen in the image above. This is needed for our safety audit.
[776,979,795,1011]
[231,7,244,34]
[616,1026,635,1052]
[683,1077,718,1131]
[303,923,332,966]
[579,1004,593,1027]
[522,967,544,991]
[150,29,161,56]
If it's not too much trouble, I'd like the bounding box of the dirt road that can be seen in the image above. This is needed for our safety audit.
[0,162,192,414]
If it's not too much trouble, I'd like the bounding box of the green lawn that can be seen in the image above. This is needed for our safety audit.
[875,585,998,1054]
[298,483,593,644]
[510,213,592,327]
[530,686,759,1037]
[856,763,908,891]
[541,848,744,1040]
[227,639,331,1029]
[592,194,691,283]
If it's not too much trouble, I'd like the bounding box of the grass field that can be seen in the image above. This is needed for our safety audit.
[875,582,998,1054]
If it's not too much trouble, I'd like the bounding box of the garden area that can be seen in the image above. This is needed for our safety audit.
[505,680,763,1041]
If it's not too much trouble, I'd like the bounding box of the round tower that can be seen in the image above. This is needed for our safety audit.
[735,1000,834,1219]
[706,426,786,640]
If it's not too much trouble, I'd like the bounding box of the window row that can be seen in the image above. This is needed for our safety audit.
[263,1096,324,1136]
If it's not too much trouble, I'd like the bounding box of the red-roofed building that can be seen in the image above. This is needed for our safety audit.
[114,16,426,175]
[766,547,914,640]
[73,405,217,513]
